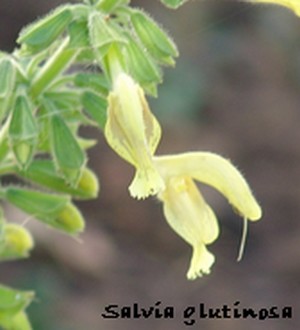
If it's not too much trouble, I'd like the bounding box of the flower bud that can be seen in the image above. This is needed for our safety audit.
[0,224,34,261]
[53,202,85,235]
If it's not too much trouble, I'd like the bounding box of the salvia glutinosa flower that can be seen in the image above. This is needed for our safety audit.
[103,72,262,279]
[104,72,165,199]
[154,152,262,280]
[244,0,300,16]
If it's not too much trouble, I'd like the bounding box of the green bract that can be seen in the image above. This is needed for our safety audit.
[131,10,178,66]
[0,285,34,324]
[82,91,107,129]
[4,187,85,234]
[16,160,99,199]
[5,187,69,218]
[74,73,109,96]
[96,0,130,13]
[160,0,188,9]
[50,114,86,185]
[17,5,73,53]
[88,11,128,60]
[8,93,38,168]
[0,58,16,121]
[123,35,162,95]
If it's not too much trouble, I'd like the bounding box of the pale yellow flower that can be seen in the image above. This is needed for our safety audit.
[245,0,300,16]
[155,152,262,279]
[104,73,165,199]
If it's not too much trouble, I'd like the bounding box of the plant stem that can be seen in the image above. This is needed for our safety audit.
[30,37,79,99]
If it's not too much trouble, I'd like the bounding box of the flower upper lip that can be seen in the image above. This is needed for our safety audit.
[154,152,262,221]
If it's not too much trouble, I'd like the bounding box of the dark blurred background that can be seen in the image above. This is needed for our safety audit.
[1,0,300,329]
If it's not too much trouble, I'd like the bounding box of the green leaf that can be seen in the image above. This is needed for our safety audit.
[68,20,89,48]
[5,187,69,219]
[44,90,81,112]
[88,11,127,60]
[131,10,178,65]
[9,94,38,168]
[1,311,33,330]
[4,187,84,235]
[0,58,16,98]
[124,35,162,93]
[17,5,73,53]
[96,0,130,13]
[9,95,37,141]
[0,120,10,163]
[82,91,107,129]
[4,187,84,234]
[17,160,99,199]
[0,58,16,121]
[50,114,86,185]
[74,73,109,96]
[160,0,188,9]
[0,285,34,322]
